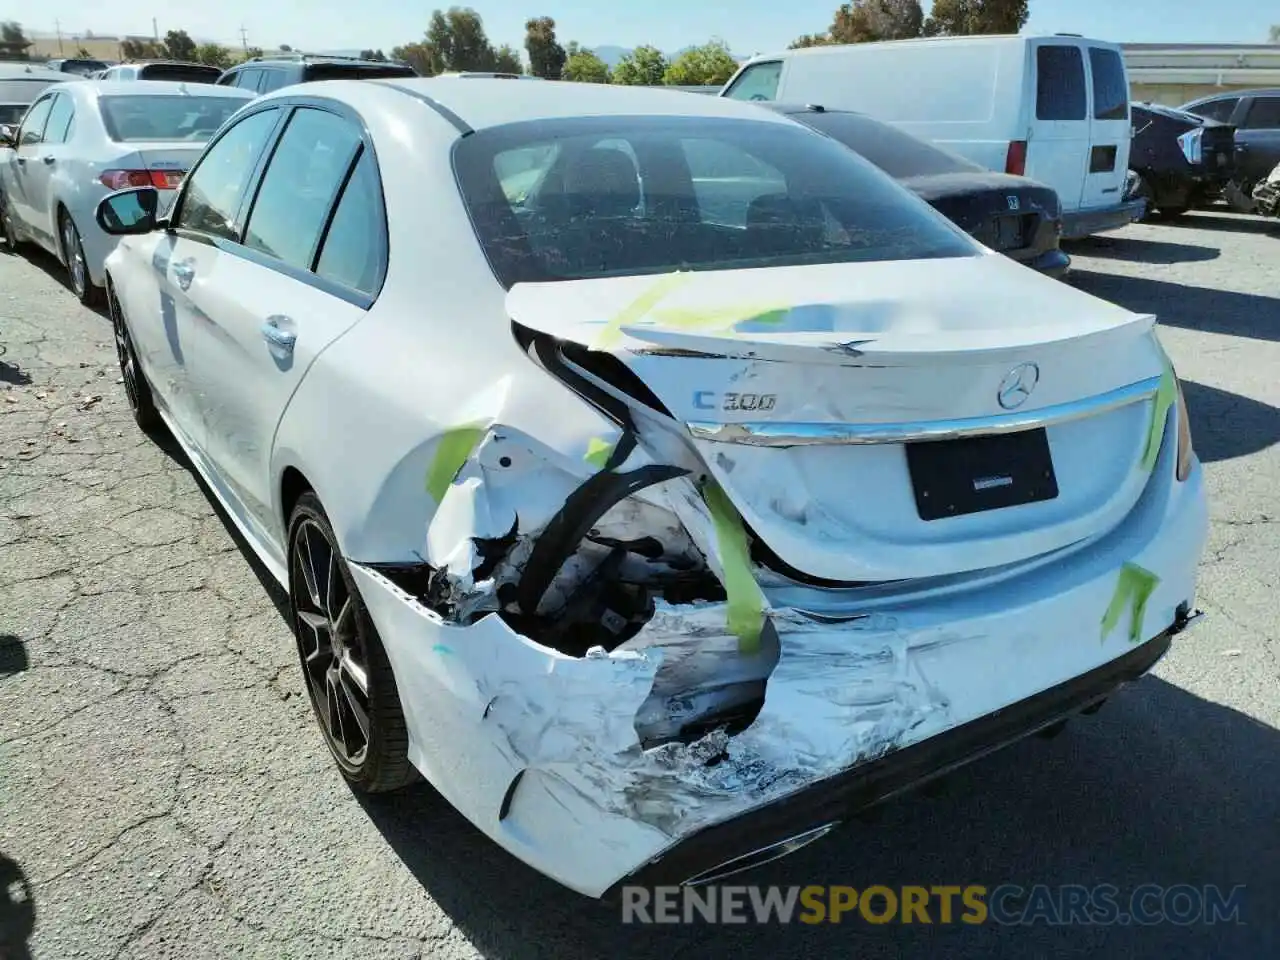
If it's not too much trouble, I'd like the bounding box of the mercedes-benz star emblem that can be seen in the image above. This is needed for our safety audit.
[997,362,1040,410]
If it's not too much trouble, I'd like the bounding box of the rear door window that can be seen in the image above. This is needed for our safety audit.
[242,107,364,270]
[1036,45,1086,121]
[232,69,262,91]
[42,93,75,143]
[257,69,290,94]
[1088,48,1128,121]
[16,95,54,145]
[1243,97,1280,130]
[314,149,386,295]
[722,61,783,102]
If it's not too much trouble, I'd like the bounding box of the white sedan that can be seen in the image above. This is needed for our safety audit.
[94,78,1208,898]
[0,80,256,304]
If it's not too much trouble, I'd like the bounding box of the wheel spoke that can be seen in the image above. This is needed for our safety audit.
[338,667,371,743]
[299,524,323,611]
[339,650,369,697]
[296,610,331,667]
[331,596,354,640]
[325,670,346,749]
[324,547,342,626]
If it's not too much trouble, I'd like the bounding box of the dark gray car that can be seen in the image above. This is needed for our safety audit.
[1180,88,1280,210]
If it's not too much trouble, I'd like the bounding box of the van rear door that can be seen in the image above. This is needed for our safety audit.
[1082,44,1132,209]
[1026,39,1090,212]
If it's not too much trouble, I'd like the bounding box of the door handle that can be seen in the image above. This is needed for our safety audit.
[261,316,297,353]
[41,155,55,165]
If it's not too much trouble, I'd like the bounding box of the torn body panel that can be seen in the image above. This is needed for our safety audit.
[347,402,1206,898]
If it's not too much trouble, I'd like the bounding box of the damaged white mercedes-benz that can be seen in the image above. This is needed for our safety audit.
[95,77,1208,898]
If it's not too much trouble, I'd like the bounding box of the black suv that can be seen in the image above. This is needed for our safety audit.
[216,53,418,95]
[1180,88,1280,210]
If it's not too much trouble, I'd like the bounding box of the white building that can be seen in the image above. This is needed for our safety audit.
[1124,43,1280,106]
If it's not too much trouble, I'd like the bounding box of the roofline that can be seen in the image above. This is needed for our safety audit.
[377,81,473,135]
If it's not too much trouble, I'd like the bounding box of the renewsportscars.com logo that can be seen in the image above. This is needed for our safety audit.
[621,884,1247,926]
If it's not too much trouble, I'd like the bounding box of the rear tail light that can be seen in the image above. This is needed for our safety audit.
[98,169,184,191]
[1177,128,1204,165]
[1175,377,1195,481]
[1005,140,1027,176]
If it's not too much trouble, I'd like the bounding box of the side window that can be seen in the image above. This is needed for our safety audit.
[722,61,783,102]
[1243,97,1280,130]
[1088,48,1128,121]
[232,69,259,90]
[1189,98,1238,123]
[257,69,289,93]
[315,149,385,295]
[174,108,281,241]
[17,96,54,145]
[1036,45,1086,121]
[242,107,362,270]
[42,94,75,144]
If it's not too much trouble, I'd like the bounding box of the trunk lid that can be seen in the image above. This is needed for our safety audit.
[508,255,1168,583]
[902,172,1061,253]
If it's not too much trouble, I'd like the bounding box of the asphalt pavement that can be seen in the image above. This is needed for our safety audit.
[1,213,1277,958]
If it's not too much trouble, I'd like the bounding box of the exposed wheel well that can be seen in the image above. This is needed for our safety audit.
[55,203,70,259]
[280,467,313,528]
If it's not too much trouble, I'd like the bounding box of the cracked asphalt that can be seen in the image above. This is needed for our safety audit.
[2,214,1278,959]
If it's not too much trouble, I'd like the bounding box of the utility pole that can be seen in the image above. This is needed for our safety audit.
[152,18,159,44]
[240,25,248,54]
[55,19,64,54]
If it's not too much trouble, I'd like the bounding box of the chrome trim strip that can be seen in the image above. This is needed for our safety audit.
[687,375,1162,447]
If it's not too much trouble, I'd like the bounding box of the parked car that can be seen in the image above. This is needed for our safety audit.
[0,63,73,128]
[1180,88,1280,212]
[721,35,1145,239]
[100,61,224,84]
[216,52,417,95]
[45,57,111,77]
[94,77,1207,899]
[0,80,257,303]
[763,103,1070,277]
[1127,101,1237,219]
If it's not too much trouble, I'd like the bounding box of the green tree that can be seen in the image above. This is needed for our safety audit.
[493,44,523,73]
[923,0,1029,36]
[76,46,93,58]
[831,0,924,43]
[162,29,198,61]
[1269,24,1280,43]
[789,33,833,48]
[524,16,566,79]
[426,6,498,72]
[562,46,610,83]
[663,39,738,86]
[195,43,232,68]
[612,44,667,85]
[120,38,163,59]
[242,46,264,60]
[360,48,388,60]
[0,21,30,60]
[392,40,441,76]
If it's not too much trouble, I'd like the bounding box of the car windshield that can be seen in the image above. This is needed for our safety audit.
[99,95,247,142]
[454,115,977,287]
[139,64,223,83]
[793,110,988,180]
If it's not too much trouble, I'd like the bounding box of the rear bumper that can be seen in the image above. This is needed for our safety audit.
[1008,245,1071,279]
[603,625,1180,899]
[1061,199,1146,239]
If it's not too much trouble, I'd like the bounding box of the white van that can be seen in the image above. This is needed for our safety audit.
[721,35,1144,238]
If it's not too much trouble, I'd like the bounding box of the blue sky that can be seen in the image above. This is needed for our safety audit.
[29,0,1278,56]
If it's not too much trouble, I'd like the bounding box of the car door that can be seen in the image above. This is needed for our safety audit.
[183,103,381,548]
[1026,41,1090,212]
[1082,45,1131,210]
[1233,95,1280,186]
[127,105,285,454]
[3,93,55,241]
[23,91,75,249]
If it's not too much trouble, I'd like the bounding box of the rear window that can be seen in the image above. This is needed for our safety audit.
[58,59,107,76]
[0,78,62,107]
[304,63,418,81]
[1036,45,1086,121]
[1185,97,1237,123]
[454,115,976,288]
[137,64,223,84]
[798,111,985,179]
[99,95,248,142]
[1088,48,1128,121]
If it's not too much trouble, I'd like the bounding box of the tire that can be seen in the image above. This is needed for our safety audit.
[0,192,18,252]
[108,280,162,434]
[287,492,416,794]
[1153,205,1188,221]
[59,210,103,306]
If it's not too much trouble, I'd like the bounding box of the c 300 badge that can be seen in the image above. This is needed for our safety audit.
[693,391,778,412]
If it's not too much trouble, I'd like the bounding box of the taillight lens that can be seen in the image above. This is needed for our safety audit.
[1175,377,1195,481]
[1005,140,1028,176]
[98,169,184,191]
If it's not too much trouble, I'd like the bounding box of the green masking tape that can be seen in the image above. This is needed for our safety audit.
[1100,562,1161,644]
[584,437,615,470]
[1141,350,1178,473]
[591,271,693,350]
[702,480,767,654]
[425,425,487,502]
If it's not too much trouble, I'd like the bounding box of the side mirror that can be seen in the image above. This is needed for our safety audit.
[0,125,15,148]
[96,186,160,235]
